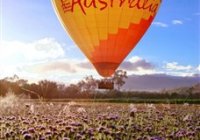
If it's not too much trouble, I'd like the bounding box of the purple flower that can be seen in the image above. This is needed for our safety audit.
[28,128,35,133]
[22,130,28,135]
[23,133,32,140]
[150,136,164,140]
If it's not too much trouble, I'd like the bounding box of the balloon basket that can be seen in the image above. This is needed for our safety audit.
[98,80,114,89]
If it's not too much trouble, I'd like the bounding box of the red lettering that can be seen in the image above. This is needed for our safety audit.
[136,0,144,9]
[143,0,151,10]
[61,0,72,13]
[128,0,158,15]
[60,0,160,15]
[150,3,158,13]
[129,0,138,8]
[71,0,86,15]
[120,0,126,7]
[98,0,107,10]
[84,0,97,8]
[110,0,114,7]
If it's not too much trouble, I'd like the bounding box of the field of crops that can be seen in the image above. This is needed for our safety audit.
[0,95,200,140]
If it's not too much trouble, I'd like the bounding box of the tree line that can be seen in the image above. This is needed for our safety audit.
[0,71,199,99]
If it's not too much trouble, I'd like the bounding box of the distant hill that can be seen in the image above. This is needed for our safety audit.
[122,74,200,91]
[166,83,200,95]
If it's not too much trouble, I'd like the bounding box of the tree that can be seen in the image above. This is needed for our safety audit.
[78,75,97,92]
[112,70,128,90]
[64,84,80,98]
[38,80,58,98]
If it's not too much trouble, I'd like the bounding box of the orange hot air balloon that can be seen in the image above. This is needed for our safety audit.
[52,0,162,77]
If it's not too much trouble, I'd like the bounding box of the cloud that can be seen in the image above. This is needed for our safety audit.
[152,22,168,27]
[2,58,97,84]
[120,56,155,71]
[165,62,192,71]
[162,62,200,77]
[172,20,183,25]
[1,40,199,88]
[0,38,68,82]
[23,58,97,76]
[30,61,77,73]
[197,65,200,71]
[0,38,65,64]
[77,61,93,69]
[15,56,157,83]
[72,56,156,75]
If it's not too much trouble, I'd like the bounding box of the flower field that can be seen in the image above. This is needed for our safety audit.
[0,95,200,140]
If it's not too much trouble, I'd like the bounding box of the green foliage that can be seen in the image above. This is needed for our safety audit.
[0,75,199,103]
[112,70,128,90]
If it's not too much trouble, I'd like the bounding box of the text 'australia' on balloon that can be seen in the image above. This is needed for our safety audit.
[61,0,160,15]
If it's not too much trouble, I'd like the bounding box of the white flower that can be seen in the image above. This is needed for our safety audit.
[68,101,77,106]
[147,104,156,109]
[30,104,34,113]
[107,106,111,110]
[183,114,191,121]
[129,104,137,113]
[63,105,71,114]
[183,103,189,106]
[77,107,86,113]
[49,103,54,106]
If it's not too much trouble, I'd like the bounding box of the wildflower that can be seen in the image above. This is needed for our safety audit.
[22,130,28,135]
[49,102,54,106]
[75,133,82,139]
[62,105,71,114]
[97,127,105,133]
[147,104,156,109]
[28,128,35,133]
[40,126,46,131]
[68,101,77,106]
[150,136,164,140]
[129,104,136,109]
[23,133,32,140]
[129,104,137,116]
[63,137,70,140]
[195,126,200,131]
[186,131,195,137]
[65,126,72,130]
[30,104,34,113]
[90,137,97,140]
[5,132,10,138]
[107,106,111,110]
[77,107,86,113]
[130,108,137,118]
[145,126,152,132]
[39,137,46,140]
[162,104,171,109]
[70,122,82,127]
[45,130,52,135]
[25,104,30,108]
[183,114,192,121]
[103,129,110,135]
[183,103,189,106]
[87,128,95,136]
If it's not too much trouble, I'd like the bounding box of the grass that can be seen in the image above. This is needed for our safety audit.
[27,98,200,104]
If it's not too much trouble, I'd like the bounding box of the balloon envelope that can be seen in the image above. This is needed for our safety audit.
[52,0,162,77]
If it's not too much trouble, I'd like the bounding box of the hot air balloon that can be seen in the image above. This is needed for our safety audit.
[52,0,162,78]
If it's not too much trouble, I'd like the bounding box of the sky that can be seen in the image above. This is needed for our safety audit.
[0,0,200,89]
